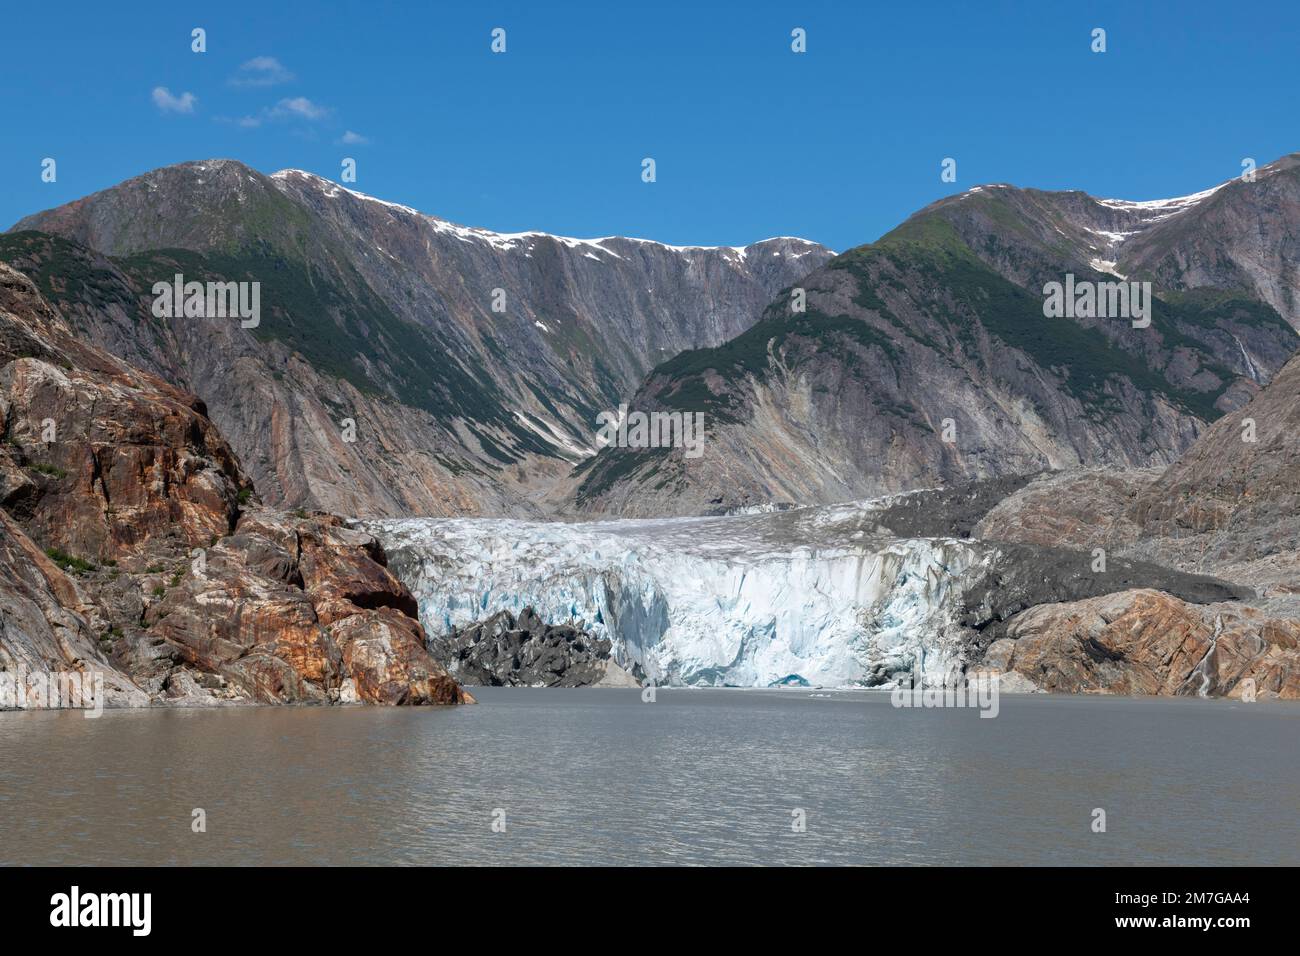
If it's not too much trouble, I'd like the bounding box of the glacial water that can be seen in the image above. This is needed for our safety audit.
[2,689,1296,866]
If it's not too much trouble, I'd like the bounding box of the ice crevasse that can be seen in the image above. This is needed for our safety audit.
[367,503,997,688]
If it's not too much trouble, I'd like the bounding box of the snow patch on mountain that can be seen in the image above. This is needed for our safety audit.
[512,411,594,459]
[1092,181,1230,233]
[1089,257,1126,278]
[271,168,828,259]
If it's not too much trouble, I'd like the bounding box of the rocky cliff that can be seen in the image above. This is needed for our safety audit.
[974,352,1300,602]
[986,590,1300,700]
[0,261,469,708]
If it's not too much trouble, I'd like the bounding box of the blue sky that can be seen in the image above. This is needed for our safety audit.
[3,0,1298,252]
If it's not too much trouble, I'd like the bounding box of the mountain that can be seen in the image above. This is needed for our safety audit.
[572,156,1300,516]
[1130,352,1300,569]
[978,350,1300,610]
[0,261,469,707]
[6,160,832,517]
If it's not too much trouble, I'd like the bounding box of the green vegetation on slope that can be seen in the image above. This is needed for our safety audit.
[111,246,555,462]
[0,232,136,310]
[839,215,1232,420]
[2,216,560,465]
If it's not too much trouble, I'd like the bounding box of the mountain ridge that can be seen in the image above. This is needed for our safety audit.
[571,154,1300,516]
[9,155,1299,522]
[6,159,834,517]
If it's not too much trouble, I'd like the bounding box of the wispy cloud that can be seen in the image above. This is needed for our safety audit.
[230,56,295,88]
[271,96,330,121]
[223,95,331,129]
[152,87,197,114]
[338,130,370,145]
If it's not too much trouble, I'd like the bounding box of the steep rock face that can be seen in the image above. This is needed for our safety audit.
[570,160,1300,517]
[1128,352,1300,567]
[969,353,1300,612]
[0,232,550,519]
[0,261,468,708]
[0,510,148,709]
[1118,155,1300,330]
[984,590,1300,699]
[138,512,469,705]
[269,168,830,400]
[0,256,249,560]
[7,161,832,517]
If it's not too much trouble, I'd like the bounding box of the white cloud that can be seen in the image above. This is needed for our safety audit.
[152,87,197,114]
[339,130,370,145]
[220,96,330,130]
[272,96,329,120]
[230,56,295,88]
[217,93,341,132]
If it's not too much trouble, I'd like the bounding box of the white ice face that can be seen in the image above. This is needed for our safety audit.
[367,501,998,689]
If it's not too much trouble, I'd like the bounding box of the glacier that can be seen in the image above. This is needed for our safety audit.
[366,501,1001,689]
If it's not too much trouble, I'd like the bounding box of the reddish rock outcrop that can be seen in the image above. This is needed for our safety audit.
[0,258,247,557]
[985,589,1300,699]
[141,512,471,705]
[0,261,469,708]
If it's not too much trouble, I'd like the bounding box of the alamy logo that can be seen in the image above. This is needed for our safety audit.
[151,273,260,328]
[50,886,151,936]
[1042,274,1151,328]
[595,404,705,458]
[0,666,103,717]
[891,671,1001,718]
